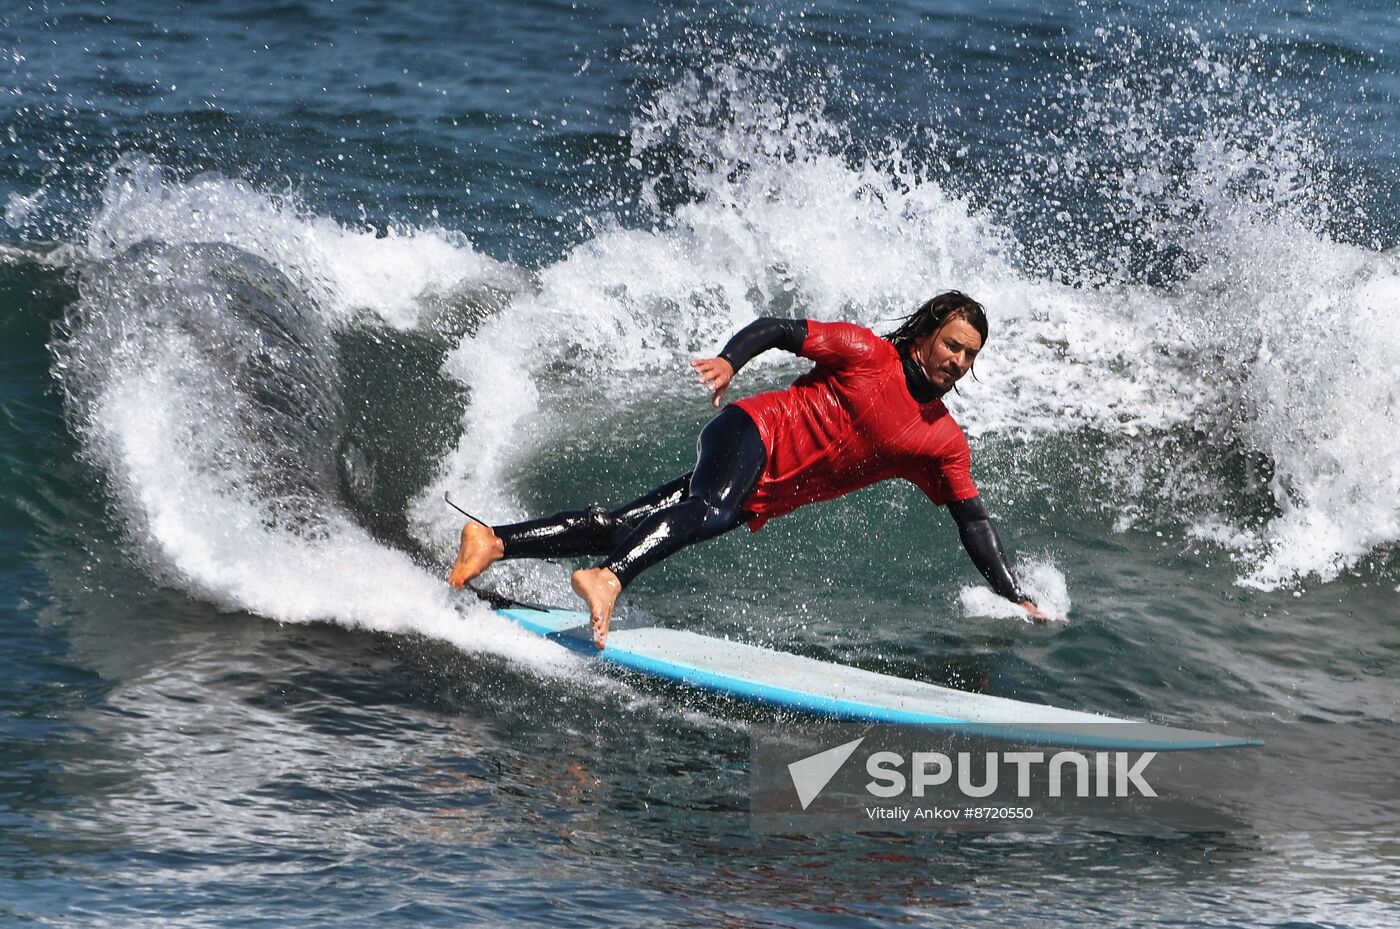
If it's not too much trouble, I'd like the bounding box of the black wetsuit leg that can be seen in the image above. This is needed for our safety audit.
[493,475,691,560]
[602,405,766,588]
[492,406,766,578]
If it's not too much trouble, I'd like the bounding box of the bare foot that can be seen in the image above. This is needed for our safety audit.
[447,521,504,588]
[571,567,622,649]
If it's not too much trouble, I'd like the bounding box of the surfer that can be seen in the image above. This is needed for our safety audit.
[449,291,1049,646]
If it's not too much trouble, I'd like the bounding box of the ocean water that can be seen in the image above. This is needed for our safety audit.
[2,0,1397,925]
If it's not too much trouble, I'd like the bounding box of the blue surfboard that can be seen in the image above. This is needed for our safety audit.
[492,603,1257,751]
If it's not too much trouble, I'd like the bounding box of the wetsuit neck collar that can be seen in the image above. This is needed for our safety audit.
[895,339,942,404]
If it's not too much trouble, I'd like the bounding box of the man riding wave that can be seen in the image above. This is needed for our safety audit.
[450,291,1048,646]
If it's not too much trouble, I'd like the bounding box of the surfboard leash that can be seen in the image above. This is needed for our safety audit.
[443,491,484,525]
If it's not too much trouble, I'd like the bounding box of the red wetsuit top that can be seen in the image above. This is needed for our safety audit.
[733,320,979,531]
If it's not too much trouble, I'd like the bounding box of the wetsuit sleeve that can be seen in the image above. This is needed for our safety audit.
[946,496,1031,604]
[717,318,808,372]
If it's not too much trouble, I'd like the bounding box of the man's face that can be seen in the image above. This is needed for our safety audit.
[913,317,983,395]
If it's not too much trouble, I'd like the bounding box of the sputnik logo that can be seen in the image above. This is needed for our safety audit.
[787,737,865,810]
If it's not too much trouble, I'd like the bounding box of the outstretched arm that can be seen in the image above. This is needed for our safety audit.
[692,317,808,407]
[946,496,1049,621]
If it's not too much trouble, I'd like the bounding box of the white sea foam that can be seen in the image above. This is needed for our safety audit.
[54,159,569,673]
[65,155,520,330]
[959,559,1071,623]
[1184,234,1400,588]
[96,362,565,669]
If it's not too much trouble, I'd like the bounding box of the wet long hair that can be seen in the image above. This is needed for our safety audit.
[884,291,989,345]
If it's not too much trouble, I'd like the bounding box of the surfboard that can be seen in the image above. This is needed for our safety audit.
[490,601,1258,751]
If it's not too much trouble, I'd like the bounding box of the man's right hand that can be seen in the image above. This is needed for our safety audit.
[1020,599,1053,622]
[691,357,734,407]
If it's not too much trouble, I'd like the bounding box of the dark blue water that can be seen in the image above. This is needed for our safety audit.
[3,1,1398,925]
